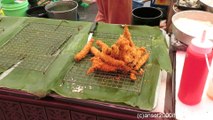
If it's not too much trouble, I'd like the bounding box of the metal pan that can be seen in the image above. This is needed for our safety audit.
[172,10,213,45]
[176,0,202,10]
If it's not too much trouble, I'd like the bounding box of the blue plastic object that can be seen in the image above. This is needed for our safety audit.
[132,0,144,9]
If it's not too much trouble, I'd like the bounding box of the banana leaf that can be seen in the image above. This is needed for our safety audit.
[0,16,92,97]
[0,16,172,110]
[51,23,172,111]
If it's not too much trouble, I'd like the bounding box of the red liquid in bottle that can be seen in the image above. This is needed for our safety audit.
[178,45,213,105]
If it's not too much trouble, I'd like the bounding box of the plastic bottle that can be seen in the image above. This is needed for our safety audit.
[178,37,213,105]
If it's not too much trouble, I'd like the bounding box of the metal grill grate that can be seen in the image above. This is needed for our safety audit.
[0,22,79,73]
[64,55,144,93]
[0,52,21,70]
[18,55,56,72]
[63,32,153,93]
[0,24,73,56]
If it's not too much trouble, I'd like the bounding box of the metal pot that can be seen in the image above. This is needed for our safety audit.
[27,6,48,18]
[45,0,78,20]
[132,7,163,26]
[172,10,213,45]
[199,0,213,13]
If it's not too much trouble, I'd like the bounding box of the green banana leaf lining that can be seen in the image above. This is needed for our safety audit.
[0,16,172,111]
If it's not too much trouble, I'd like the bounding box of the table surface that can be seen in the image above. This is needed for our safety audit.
[175,51,213,120]
[152,29,171,113]
[0,17,175,120]
[48,30,174,116]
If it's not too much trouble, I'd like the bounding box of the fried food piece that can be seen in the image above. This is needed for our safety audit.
[116,35,140,64]
[121,65,138,75]
[139,47,146,52]
[87,57,101,74]
[122,45,136,64]
[115,35,131,62]
[130,73,137,80]
[74,38,94,62]
[138,68,144,75]
[87,57,118,74]
[99,53,125,67]
[134,53,150,70]
[75,26,150,81]
[90,47,125,67]
[87,56,139,80]
[116,35,130,48]
[123,25,135,47]
[110,44,120,59]
[130,48,146,67]
[96,40,111,55]
[123,54,134,64]
[90,46,101,56]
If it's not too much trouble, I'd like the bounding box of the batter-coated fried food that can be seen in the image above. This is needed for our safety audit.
[110,44,120,59]
[130,73,137,80]
[91,47,125,67]
[134,53,150,70]
[87,57,118,74]
[121,65,138,75]
[115,35,131,62]
[138,68,144,75]
[99,52,125,67]
[90,46,101,56]
[123,25,135,47]
[74,38,94,62]
[96,40,111,54]
[130,48,146,67]
[75,26,150,81]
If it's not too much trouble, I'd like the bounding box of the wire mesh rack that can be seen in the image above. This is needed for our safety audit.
[1,23,73,56]
[0,52,21,70]
[0,22,80,73]
[63,32,153,94]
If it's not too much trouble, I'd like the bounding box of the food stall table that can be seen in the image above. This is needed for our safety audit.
[175,51,213,120]
[0,16,175,120]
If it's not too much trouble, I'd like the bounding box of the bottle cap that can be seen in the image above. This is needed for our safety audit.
[190,38,213,54]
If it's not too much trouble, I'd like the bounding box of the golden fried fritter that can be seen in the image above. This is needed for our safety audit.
[74,26,150,81]
[74,38,94,62]
[134,53,150,70]
[130,48,146,67]
[96,40,111,55]
[110,44,120,59]
[90,46,101,56]
[130,73,137,80]
[87,57,118,74]
[123,25,135,47]
[91,47,125,67]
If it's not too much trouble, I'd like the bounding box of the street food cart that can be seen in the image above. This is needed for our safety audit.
[0,16,175,120]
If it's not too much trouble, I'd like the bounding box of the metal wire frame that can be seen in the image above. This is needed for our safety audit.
[0,22,81,73]
[63,31,153,93]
